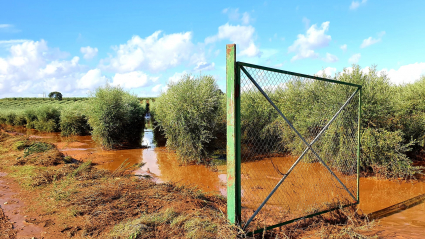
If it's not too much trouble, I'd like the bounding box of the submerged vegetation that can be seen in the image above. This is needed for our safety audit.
[86,85,146,149]
[0,129,377,238]
[0,65,424,179]
[0,86,148,149]
[0,130,238,238]
[152,74,225,163]
[151,66,424,179]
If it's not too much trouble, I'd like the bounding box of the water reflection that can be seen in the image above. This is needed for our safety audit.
[4,124,425,230]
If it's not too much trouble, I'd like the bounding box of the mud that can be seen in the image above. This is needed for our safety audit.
[0,172,44,238]
[5,125,425,237]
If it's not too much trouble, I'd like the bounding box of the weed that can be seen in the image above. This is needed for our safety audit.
[23,142,54,157]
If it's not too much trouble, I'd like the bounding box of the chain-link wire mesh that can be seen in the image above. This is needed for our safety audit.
[238,63,360,231]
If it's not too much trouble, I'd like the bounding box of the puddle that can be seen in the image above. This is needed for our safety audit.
[6,124,425,234]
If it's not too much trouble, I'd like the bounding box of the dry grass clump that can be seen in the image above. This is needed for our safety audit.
[60,178,234,238]
[15,142,66,166]
[1,134,236,238]
[245,206,376,239]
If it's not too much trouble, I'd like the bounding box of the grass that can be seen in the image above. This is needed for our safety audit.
[0,126,381,238]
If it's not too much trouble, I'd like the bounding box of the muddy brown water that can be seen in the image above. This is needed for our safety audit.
[6,125,425,236]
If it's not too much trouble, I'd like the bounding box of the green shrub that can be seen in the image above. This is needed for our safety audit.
[5,111,16,125]
[23,108,38,129]
[0,114,6,124]
[86,85,145,149]
[33,105,61,132]
[13,112,27,126]
[393,76,425,148]
[238,65,422,178]
[60,103,90,136]
[361,128,420,179]
[153,74,224,163]
[148,106,167,147]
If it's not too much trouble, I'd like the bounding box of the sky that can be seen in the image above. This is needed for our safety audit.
[1,0,424,98]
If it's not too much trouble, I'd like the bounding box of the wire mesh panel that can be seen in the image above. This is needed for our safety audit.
[236,62,361,232]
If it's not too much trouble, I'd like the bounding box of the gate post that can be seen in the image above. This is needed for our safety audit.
[226,44,241,225]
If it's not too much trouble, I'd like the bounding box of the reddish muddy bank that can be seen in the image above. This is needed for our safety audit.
[0,172,51,239]
[3,125,425,238]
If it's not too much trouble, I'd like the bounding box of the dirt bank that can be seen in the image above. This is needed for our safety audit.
[2,127,425,238]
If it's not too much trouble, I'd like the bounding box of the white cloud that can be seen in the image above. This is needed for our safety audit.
[168,71,189,84]
[151,84,169,94]
[348,53,361,64]
[0,24,20,33]
[194,62,215,71]
[80,46,98,59]
[241,12,251,25]
[0,39,31,49]
[0,39,114,97]
[77,68,107,89]
[350,0,367,10]
[0,24,13,28]
[382,63,425,85]
[288,21,331,61]
[324,53,338,62]
[222,8,251,25]
[152,84,163,93]
[316,67,337,77]
[205,23,261,57]
[361,31,385,48]
[111,71,158,89]
[274,62,284,68]
[100,31,202,73]
[340,44,347,52]
[360,37,380,48]
[302,17,310,29]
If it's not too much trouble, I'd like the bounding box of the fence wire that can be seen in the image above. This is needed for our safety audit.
[238,63,359,231]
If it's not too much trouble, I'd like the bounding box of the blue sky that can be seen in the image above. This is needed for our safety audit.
[1,0,424,97]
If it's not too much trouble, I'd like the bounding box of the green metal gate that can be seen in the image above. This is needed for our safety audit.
[226,44,362,233]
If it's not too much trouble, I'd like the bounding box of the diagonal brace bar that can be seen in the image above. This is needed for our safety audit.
[241,65,358,229]
[240,65,357,200]
[243,87,359,230]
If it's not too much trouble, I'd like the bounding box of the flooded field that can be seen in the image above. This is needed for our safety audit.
[6,124,425,234]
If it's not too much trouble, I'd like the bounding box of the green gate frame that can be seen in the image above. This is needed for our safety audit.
[226,44,362,234]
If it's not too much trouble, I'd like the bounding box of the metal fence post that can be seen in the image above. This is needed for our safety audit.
[226,44,241,225]
[357,86,362,202]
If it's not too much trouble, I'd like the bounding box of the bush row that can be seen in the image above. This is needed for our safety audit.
[0,85,146,149]
[152,66,424,179]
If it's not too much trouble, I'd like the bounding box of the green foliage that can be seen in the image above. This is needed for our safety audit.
[48,91,63,100]
[13,112,27,126]
[23,142,54,157]
[393,76,425,147]
[361,128,420,179]
[86,85,146,149]
[23,108,38,129]
[13,140,31,150]
[5,111,17,125]
[152,74,224,163]
[239,65,423,178]
[33,105,61,132]
[60,103,90,136]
